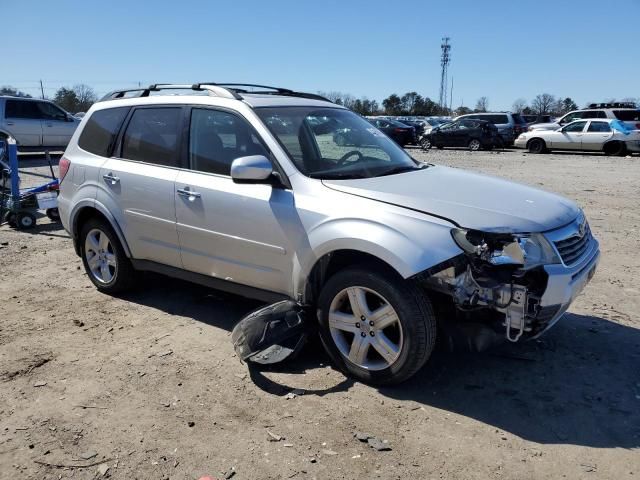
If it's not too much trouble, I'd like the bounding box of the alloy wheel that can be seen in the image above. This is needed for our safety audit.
[328,286,403,371]
[84,228,117,284]
[469,139,481,151]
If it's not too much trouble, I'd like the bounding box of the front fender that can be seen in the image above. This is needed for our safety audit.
[295,217,462,296]
[69,199,132,258]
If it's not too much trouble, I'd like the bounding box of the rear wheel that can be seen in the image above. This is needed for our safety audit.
[317,267,436,385]
[468,139,482,151]
[420,137,432,150]
[79,218,135,293]
[527,138,546,154]
[603,141,626,156]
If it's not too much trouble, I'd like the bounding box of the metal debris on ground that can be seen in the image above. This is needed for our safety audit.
[267,430,283,442]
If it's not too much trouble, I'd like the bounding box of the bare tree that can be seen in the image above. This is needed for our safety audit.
[73,84,97,112]
[512,98,527,113]
[475,97,489,112]
[531,93,556,115]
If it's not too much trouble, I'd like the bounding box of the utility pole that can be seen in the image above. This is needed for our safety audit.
[449,76,454,114]
[438,37,451,112]
[40,80,45,99]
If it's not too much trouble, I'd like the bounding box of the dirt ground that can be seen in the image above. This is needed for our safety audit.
[1,148,639,480]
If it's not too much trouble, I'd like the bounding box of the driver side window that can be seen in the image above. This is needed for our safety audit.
[38,102,67,121]
[563,121,587,132]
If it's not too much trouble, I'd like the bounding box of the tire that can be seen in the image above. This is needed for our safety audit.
[3,211,17,228]
[468,139,481,151]
[16,212,36,230]
[317,267,437,385]
[46,208,60,221]
[527,138,546,154]
[420,137,432,150]
[79,218,136,293]
[334,134,346,147]
[603,141,626,156]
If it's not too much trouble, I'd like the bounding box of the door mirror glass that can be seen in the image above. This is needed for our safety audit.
[230,155,273,183]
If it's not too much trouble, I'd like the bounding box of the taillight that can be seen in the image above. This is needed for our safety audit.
[59,156,71,182]
[394,128,407,133]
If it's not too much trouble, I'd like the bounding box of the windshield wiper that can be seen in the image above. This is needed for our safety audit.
[375,164,425,177]
[308,172,368,180]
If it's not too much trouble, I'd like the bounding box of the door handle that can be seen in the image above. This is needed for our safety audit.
[46,123,53,127]
[6,121,14,125]
[177,188,201,200]
[102,173,120,185]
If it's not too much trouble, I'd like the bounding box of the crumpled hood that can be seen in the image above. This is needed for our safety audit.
[323,165,580,233]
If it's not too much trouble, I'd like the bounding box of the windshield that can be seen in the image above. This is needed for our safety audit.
[256,107,420,179]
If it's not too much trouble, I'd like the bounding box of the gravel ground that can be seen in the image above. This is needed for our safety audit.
[0,148,639,480]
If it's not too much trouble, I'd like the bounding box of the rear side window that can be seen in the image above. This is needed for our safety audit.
[5,100,41,119]
[613,110,640,121]
[78,107,129,157]
[486,114,509,124]
[121,108,181,166]
[587,121,611,132]
[581,110,606,119]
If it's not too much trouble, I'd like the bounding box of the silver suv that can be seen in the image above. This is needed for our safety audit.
[531,102,640,131]
[0,96,80,150]
[58,83,600,385]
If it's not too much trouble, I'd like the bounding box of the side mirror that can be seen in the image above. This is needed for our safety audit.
[230,155,273,184]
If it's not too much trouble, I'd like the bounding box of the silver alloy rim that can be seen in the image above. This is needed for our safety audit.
[84,228,116,284]
[470,139,481,151]
[328,286,403,371]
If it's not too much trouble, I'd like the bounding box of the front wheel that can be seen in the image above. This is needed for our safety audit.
[527,138,546,154]
[79,218,136,293]
[420,137,432,150]
[317,267,436,385]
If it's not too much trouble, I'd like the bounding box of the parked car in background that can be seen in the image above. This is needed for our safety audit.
[396,119,426,139]
[420,119,500,151]
[530,103,640,131]
[454,112,527,146]
[74,112,86,119]
[368,118,415,146]
[515,119,640,155]
[0,96,81,151]
[57,82,599,385]
[522,114,553,126]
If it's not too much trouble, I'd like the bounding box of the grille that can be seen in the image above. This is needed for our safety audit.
[553,222,592,266]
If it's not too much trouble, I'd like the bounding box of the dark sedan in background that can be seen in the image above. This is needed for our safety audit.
[420,119,501,151]
[367,118,416,146]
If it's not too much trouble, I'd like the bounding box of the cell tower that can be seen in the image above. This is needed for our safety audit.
[439,37,451,112]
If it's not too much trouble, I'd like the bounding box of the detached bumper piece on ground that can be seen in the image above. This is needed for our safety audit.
[232,300,309,365]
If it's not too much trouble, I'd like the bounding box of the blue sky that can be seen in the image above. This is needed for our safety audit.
[4,0,639,110]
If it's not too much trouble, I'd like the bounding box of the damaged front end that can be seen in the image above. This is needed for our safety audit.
[414,228,562,348]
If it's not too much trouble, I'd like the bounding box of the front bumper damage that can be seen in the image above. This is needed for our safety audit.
[412,220,599,348]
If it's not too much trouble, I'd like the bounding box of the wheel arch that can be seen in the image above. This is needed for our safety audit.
[70,200,132,258]
[526,136,547,149]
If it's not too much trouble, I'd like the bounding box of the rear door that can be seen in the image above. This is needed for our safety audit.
[97,106,183,268]
[175,107,294,294]
[3,99,43,146]
[38,101,78,147]
[582,121,613,150]
[551,121,587,150]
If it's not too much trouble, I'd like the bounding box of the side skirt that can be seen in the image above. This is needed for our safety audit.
[131,259,290,304]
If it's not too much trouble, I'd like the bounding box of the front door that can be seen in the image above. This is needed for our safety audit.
[96,106,183,268]
[3,99,42,147]
[175,107,294,295]
[550,121,587,150]
[38,101,77,147]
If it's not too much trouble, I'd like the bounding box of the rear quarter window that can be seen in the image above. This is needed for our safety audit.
[613,110,640,121]
[486,114,509,124]
[78,107,130,157]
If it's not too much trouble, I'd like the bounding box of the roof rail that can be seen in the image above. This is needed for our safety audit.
[99,83,242,102]
[194,83,332,102]
[587,102,637,109]
[99,82,333,103]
